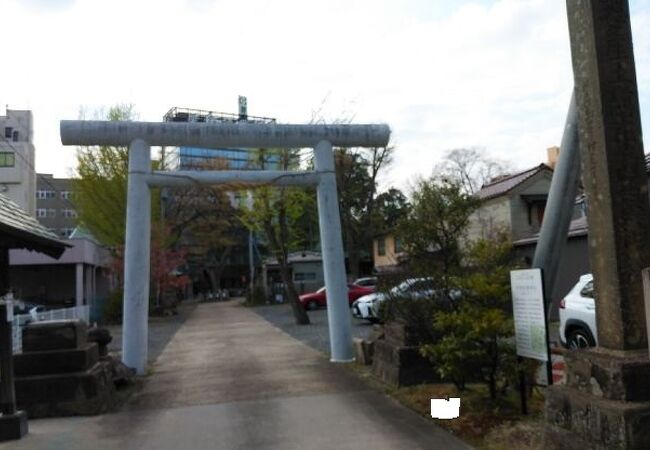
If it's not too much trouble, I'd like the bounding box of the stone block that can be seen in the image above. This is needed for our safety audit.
[545,385,650,449]
[373,340,431,368]
[563,348,650,401]
[352,338,374,365]
[0,410,28,441]
[384,320,420,347]
[372,339,438,386]
[16,361,115,418]
[22,320,87,352]
[14,343,99,376]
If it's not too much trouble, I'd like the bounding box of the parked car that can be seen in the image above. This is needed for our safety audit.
[352,277,378,288]
[352,277,436,322]
[299,284,375,310]
[559,273,598,349]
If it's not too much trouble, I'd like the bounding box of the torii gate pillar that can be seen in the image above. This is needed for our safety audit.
[545,1,650,448]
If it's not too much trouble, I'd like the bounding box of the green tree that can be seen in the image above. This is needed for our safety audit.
[396,176,480,298]
[243,148,312,325]
[334,146,393,279]
[420,234,519,399]
[74,105,185,317]
[372,187,410,232]
[73,105,133,246]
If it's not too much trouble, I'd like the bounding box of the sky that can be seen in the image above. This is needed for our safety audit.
[2,0,650,190]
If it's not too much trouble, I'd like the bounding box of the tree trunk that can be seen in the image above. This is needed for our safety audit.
[345,228,359,281]
[279,263,310,325]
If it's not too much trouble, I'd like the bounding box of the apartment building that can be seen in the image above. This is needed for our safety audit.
[0,109,36,216]
[35,174,77,238]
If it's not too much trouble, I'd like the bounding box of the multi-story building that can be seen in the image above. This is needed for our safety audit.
[0,109,36,216]
[162,100,280,171]
[35,174,77,238]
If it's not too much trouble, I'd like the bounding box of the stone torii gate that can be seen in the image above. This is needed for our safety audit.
[61,120,390,374]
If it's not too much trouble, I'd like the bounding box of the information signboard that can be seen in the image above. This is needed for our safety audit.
[510,269,549,362]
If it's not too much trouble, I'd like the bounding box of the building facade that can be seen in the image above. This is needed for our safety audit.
[466,163,554,242]
[0,109,36,216]
[35,174,77,239]
[162,104,279,171]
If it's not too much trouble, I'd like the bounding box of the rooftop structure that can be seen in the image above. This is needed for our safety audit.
[162,101,280,170]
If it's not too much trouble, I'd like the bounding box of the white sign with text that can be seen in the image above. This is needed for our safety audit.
[510,269,548,362]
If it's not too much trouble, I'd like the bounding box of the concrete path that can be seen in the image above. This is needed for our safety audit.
[3,301,470,450]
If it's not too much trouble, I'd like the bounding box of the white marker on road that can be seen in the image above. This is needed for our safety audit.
[430,397,460,420]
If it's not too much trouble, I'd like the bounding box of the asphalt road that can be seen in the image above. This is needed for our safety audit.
[251,302,376,355]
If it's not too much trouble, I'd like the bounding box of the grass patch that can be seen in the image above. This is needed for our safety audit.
[347,363,546,449]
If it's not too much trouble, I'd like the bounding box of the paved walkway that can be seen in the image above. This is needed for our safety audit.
[3,301,470,450]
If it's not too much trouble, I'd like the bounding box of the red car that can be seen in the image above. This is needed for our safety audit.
[299,284,375,310]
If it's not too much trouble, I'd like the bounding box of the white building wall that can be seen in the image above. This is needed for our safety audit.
[0,110,36,216]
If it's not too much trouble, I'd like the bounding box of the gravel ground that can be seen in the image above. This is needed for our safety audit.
[251,303,376,355]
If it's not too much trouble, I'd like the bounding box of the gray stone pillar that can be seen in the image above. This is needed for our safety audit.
[122,139,152,375]
[545,1,650,448]
[568,0,650,351]
[314,140,354,362]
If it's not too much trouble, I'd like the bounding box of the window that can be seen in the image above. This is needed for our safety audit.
[36,190,56,199]
[0,152,15,167]
[37,208,47,218]
[580,281,594,299]
[62,209,78,218]
[394,238,403,253]
[47,209,56,218]
[294,272,317,281]
[60,228,74,238]
[60,191,73,200]
[12,130,18,142]
[377,238,386,256]
[4,127,11,138]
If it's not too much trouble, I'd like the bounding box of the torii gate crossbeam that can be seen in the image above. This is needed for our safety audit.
[61,120,390,374]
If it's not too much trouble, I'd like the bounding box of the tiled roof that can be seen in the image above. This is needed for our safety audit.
[477,163,552,200]
[0,193,68,258]
[513,215,588,246]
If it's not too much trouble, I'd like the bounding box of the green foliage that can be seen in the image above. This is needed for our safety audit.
[73,104,161,247]
[241,148,312,325]
[372,188,410,232]
[379,293,454,345]
[397,176,480,289]
[334,147,394,277]
[420,234,519,399]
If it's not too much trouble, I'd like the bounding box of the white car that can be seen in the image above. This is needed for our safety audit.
[352,278,435,322]
[559,273,598,349]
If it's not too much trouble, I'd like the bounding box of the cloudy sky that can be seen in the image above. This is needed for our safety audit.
[2,0,650,189]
